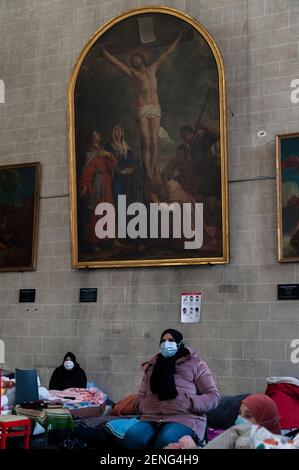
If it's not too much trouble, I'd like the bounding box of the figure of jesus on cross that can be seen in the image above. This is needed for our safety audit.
[101,30,183,186]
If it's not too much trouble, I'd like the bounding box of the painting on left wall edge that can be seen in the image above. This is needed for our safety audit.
[0,162,40,271]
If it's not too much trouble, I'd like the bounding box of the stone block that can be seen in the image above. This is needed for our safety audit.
[2,336,18,353]
[64,337,98,355]
[205,340,243,359]
[126,286,169,304]
[245,12,289,33]
[78,320,98,337]
[229,31,270,52]
[270,302,299,320]
[5,320,29,337]
[87,355,113,372]
[56,320,78,337]
[201,303,229,320]
[219,320,260,339]
[265,0,298,14]
[101,287,125,305]
[204,358,230,377]
[29,320,57,337]
[223,266,259,284]
[246,284,276,302]
[230,359,270,377]
[270,360,299,376]
[229,302,270,320]
[261,321,298,339]
[216,377,256,394]
[244,340,285,359]
[19,336,42,354]
[260,264,296,283]
[253,44,297,64]
[111,320,144,338]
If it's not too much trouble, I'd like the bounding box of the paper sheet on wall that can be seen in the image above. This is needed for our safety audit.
[181,292,201,323]
[138,16,156,44]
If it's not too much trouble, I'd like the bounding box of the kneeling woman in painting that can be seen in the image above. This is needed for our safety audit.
[124,328,220,449]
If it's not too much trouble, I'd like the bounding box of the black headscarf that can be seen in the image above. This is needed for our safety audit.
[150,329,189,401]
[49,351,87,391]
[63,352,78,365]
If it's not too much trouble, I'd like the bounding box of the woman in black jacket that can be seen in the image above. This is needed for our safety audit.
[49,352,87,390]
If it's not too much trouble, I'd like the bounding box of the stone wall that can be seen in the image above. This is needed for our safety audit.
[0,0,298,401]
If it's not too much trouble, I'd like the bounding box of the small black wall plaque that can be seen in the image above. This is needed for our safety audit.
[79,288,97,303]
[19,289,36,303]
[278,284,299,300]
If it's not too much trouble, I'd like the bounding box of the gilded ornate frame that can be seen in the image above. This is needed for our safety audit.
[68,6,229,268]
[0,161,40,272]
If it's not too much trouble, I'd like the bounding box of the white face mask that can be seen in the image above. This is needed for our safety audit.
[64,360,74,370]
[160,340,181,358]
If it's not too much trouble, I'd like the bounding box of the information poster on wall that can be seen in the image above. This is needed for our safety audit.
[181,292,202,323]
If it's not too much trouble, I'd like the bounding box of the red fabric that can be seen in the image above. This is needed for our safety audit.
[80,149,117,245]
[242,394,281,434]
[110,394,138,416]
[80,151,117,205]
[265,383,299,429]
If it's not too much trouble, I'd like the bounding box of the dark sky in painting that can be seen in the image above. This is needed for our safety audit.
[0,166,36,206]
[281,137,299,185]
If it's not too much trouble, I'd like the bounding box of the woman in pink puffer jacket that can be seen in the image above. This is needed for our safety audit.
[124,328,220,449]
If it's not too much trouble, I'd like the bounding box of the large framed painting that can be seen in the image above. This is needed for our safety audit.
[276,132,299,262]
[0,162,40,271]
[68,6,228,268]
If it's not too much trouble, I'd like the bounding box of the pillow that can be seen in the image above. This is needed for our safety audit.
[110,394,138,416]
[207,394,251,430]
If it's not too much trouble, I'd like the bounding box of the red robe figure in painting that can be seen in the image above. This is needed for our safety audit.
[80,131,117,250]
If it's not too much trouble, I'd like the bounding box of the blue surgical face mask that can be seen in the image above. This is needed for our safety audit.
[235,415,251,426]
[160,340,182,358]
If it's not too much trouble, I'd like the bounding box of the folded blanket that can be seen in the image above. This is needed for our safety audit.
[251,424,299,449]
[204,424,252,449]
[105,418,139,439]
[204,424,299,449]
[49,388,106,406]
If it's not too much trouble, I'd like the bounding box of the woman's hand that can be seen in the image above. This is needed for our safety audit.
[178,435,197,449]
[164,435,197,450]
[164,442,184,449]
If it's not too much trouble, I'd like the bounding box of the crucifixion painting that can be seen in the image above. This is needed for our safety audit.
[69,7,228,268]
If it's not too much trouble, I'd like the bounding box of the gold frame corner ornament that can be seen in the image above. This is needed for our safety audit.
[67,6,229,269]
